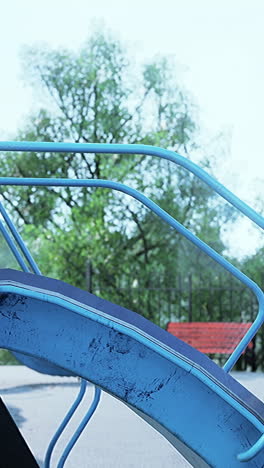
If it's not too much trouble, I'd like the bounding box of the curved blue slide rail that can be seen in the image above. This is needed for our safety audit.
[0,269,263,467]
[1,141,263,229]
[0,141,263,373]
[0,141,263,465]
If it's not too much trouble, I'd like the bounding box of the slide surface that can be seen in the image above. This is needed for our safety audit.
[0,268,263,467]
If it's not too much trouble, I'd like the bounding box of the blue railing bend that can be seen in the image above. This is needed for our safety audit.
[0,141,263,229]
[0,174,262,373]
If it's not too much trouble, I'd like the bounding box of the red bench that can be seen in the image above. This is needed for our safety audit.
[166,322,256,370]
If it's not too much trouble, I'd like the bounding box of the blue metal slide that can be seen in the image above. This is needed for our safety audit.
[0,142,263,466]
[0,268,263,467]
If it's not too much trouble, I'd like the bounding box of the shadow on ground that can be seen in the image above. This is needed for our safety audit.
[6,403,43,467]
[6,404,27,427]
[0,381,87,395]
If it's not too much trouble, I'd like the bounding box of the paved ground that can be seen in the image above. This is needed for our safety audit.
[1,367,263,467]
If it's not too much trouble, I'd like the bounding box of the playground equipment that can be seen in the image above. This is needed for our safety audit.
[0,141,263,467]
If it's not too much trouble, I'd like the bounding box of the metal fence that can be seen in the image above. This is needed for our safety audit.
[93,272,264,370]
[94,273,264,324]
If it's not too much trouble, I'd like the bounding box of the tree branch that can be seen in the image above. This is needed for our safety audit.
[127,206,149,264]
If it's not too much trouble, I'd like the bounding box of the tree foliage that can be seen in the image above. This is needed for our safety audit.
[0,32,232,324]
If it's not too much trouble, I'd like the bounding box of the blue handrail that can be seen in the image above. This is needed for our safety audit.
[0,175,262,372]
[57,387,101,468]
[0,220,30,272]
[44,379,87,468]
[237,433,264,462]
[0,141,263,229]
[0,202,41,274]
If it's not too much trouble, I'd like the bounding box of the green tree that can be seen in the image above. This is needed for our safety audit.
[0,31,230,324]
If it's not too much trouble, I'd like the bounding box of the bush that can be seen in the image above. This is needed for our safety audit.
[0,349,20,365]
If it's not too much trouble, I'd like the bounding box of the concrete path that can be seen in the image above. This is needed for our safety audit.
[1,366,263,467]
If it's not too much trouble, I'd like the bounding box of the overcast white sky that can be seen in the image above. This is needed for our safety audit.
[0,0,263,256]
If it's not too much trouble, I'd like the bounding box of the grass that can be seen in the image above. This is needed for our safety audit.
[0,349,20,365]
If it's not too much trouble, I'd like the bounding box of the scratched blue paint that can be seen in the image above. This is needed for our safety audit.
[0,204,99,467]
[0,284,263,466]
[0,204,72,376]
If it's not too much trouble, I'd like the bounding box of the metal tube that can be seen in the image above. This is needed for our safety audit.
[0,221,30,273]
[0,141,263,229]
[0,203,41,275]
[44,380,88,468]
[57,387,101,468]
